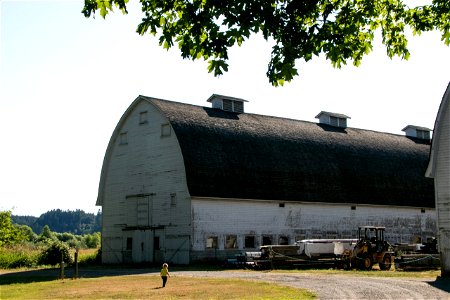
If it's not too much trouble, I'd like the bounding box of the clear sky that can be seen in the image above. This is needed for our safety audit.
[1,0,449,217]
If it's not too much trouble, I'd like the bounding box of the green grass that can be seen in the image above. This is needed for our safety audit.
[76,248,101,266]
[1,274,315,299]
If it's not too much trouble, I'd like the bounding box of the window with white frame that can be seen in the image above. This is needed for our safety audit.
[206,236,218,249]
[225,235,237,249]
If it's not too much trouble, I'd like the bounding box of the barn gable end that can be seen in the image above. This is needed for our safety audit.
[426,82,450,277]
[98,97,191,264]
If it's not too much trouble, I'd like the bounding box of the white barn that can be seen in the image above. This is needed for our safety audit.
[98,95,436,264]
[426,82,450,277]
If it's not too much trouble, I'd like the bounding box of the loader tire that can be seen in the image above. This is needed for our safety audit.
[358,254,373,270]
[379,254,392,271]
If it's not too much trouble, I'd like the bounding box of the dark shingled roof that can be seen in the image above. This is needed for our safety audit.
[146,96,434,208]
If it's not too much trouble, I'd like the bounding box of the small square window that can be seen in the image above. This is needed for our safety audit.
[225,235,237,249]
[244,235,255,249]
[119,132,128,145]
[139,111,148,124]
[351,206,356,210]
[206,236,218,249]
[161,123,171,137]
[279,203,285,208]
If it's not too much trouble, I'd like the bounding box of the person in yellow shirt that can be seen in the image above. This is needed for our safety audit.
[160,263,170,287]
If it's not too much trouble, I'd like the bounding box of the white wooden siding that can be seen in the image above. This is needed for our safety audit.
[435,104,450,228]
[434,94,450,274]
[191,197,436,260]
[100,99,191,264]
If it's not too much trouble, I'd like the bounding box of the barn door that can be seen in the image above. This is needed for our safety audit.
[123,194,154,263]
[125,230,154,263]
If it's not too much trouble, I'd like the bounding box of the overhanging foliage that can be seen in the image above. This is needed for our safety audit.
[82,0,449,85]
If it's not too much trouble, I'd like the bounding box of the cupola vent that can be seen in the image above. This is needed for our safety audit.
[207,94,248,113]
[402,125,432,140]
[315,111,350,128]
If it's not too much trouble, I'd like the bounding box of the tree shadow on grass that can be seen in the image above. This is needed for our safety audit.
[0,266,158,285]
[0,263,223,285]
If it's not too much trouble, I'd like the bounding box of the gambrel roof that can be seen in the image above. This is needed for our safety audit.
[426,82,450,178]
[142,96,434,208]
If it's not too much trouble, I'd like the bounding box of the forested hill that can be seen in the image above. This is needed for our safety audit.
[12,209,101,234]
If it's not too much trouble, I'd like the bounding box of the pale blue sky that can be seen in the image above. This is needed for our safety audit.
[1,0,449,216]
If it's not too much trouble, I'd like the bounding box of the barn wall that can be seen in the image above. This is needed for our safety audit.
[100,100,191,264]
[434,97,450,275]
[190,198,436,261]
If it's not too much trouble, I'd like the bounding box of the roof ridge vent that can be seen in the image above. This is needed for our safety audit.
[402,125,432,140]
[315,111,350,128]
[207,94,248,113]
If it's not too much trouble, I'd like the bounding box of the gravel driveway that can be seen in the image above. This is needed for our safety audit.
[175,271,450,300]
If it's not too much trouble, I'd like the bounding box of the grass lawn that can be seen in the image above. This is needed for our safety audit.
[1,266,443,299]
[0,274,315,299]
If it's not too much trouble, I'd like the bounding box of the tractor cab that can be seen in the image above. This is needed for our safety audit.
[358,226,385,252]
[353,226,393,270]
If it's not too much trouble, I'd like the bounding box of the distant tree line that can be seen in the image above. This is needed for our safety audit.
[12,209,101,235]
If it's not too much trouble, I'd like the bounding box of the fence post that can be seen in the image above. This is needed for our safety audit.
[59,252,64,280]
[74,249,79,279]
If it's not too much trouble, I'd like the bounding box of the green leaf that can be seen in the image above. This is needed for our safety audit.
[81,0,450,86]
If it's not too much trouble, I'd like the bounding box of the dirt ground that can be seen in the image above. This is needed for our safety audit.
[2,267,449,299]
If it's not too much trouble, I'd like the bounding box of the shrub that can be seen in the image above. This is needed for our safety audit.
[83,232,101,248]
[0,244,39,268]
[77,248,102,266]
[55,232,76,242]
[38,241,73,266]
